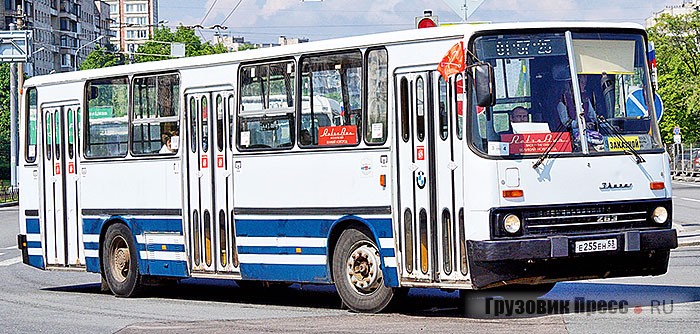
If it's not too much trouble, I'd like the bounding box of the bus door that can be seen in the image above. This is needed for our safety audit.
[185,89,239,274]
[41,103,81,267]
[395,70,463,283]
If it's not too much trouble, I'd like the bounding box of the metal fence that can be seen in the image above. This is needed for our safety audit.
[0,186,18,203]
[667,143,700,181]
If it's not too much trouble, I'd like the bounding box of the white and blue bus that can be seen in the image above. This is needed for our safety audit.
[18,21,676,313]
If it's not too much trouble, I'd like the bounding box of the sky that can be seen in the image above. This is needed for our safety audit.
[156,0,685,43]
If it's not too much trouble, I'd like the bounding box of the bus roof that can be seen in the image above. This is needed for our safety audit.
[24,21,644,88]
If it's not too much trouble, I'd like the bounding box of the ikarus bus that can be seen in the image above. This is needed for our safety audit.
[17,21,676,313]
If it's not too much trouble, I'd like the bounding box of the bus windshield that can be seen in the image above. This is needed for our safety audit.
[470,31,663,157]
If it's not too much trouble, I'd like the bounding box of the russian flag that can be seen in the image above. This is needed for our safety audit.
[648,41,657,68]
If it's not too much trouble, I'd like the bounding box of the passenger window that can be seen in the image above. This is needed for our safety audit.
[365,48,388,145]
[238,60,295,150]
[85,77,129,158]
[400,78,410,142]
[416,77,425,142]
[300,50,362,147]
[216,94,224,152]
[131,73,180,155]
[25,88,38,163]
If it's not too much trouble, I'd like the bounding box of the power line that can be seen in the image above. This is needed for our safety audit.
[200,0,220,25]
[221,0,245,26]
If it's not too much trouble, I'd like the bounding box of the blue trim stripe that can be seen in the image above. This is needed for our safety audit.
[147,260,189,277]
[86,257,100,273]
[238,246,327,255]
[240,264,329,282]
[146,244,185,252]
[383,267,398,287]
[83,217,183,235]
[84,242,99,250]
[26,241,42,249]
[26,218,40,234]
[236,217,393,238]
[28,255,44,269]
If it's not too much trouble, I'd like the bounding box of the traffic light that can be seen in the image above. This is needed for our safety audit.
[415,10,438,29]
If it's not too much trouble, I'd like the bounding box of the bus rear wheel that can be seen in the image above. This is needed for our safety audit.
[332,228,396,313]
[102,224,142,297]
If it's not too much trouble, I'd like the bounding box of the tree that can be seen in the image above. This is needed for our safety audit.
[80,45,125,70]
[0,64,11,181]
[135,26,228,63]
[648,12,700,143]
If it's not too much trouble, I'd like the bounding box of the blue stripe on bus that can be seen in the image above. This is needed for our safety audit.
[26,218,40,234]
[28,255,44,269]
[235,217,393,238]
[86,257,100,273]
[146,244,185,252]
[147,260,189,277]
[84,242,99,250]
[382,267,398,287]
[237,246,327,255]
[240,263,330,283]
[83,217,183,235]
[26,241,42,249]
[381,248,395,257]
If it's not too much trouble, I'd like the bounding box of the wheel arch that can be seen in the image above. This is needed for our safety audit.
[327,215,385,283]
[98,217,140,274]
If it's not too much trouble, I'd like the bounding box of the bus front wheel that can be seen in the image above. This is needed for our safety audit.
[102,224,142,297]
[332,228,396,313]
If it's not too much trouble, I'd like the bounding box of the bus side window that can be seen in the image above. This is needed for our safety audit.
[299,50,362,148]
[365,48,388,145]
[238,60,295,150]
[25,88,38,163]
[85,77,129,158]
[131,73,180,155]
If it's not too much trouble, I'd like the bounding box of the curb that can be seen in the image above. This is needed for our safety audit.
[0,202,18,208]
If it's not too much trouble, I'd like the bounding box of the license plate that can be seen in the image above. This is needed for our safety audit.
[574,238,618,253]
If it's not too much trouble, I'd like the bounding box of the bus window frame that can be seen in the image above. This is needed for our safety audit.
[24,87,38,164]
[83,76,130,160]
[130,72,181,157]
[237,58,296,152]
[363,47,389,146]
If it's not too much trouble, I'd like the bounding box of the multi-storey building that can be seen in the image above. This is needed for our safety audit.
[104,0,157,52]
[646,0,700,27]
[1,0,112,75]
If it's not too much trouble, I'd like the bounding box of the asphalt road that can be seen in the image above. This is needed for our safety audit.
[0,183,699,333]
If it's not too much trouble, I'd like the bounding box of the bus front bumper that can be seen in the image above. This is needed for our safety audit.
[467,229,677,289]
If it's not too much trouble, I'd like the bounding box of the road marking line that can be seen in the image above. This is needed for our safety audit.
[2,246,16,250]
[680,197,700,203]
[0,252,4,256]
[673,181,700,188]
[0,257,21,267]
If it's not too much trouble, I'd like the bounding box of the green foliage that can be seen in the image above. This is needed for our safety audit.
[648,12,700,143]
[80,45,125,70]
[135,26,228,63]
[0,63,11,180]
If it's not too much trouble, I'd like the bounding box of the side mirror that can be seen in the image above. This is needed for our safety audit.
[473,63,496,107]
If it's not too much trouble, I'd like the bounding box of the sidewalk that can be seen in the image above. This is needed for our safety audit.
[674,222,700,247]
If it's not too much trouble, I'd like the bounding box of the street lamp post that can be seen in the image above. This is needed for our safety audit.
[74,35,105,71]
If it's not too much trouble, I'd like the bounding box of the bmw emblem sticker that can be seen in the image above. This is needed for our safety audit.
[416,171,426,189]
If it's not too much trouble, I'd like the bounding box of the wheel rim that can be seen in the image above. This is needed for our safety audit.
[110,235,130,283]
[345,243,382,294]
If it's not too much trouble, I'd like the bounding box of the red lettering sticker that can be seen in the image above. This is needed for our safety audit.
[416,146,425,161]
[202,156,209,168]
[217,155,224,168]
[68,162,75,174]
[55,163,61,175]
[318,125,358,146]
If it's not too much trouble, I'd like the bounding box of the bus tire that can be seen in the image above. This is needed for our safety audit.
[102,224,142,297]
[332,228,395,313]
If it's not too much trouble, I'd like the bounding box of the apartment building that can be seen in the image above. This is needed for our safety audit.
[646,0,700,27]
[1,0,112,75]
[104,0,157,52]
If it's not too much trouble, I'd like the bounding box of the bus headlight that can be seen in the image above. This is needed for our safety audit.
[503,214,522,234]
[652,207,668,224]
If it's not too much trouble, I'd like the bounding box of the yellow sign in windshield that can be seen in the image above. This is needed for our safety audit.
[607,136,641,151]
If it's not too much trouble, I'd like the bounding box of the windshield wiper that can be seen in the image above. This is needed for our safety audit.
[596,115,646,164]
[533,119,573,169]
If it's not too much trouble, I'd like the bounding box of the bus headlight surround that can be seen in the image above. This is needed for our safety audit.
[652,206,668,224]
[503,214,522,234]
